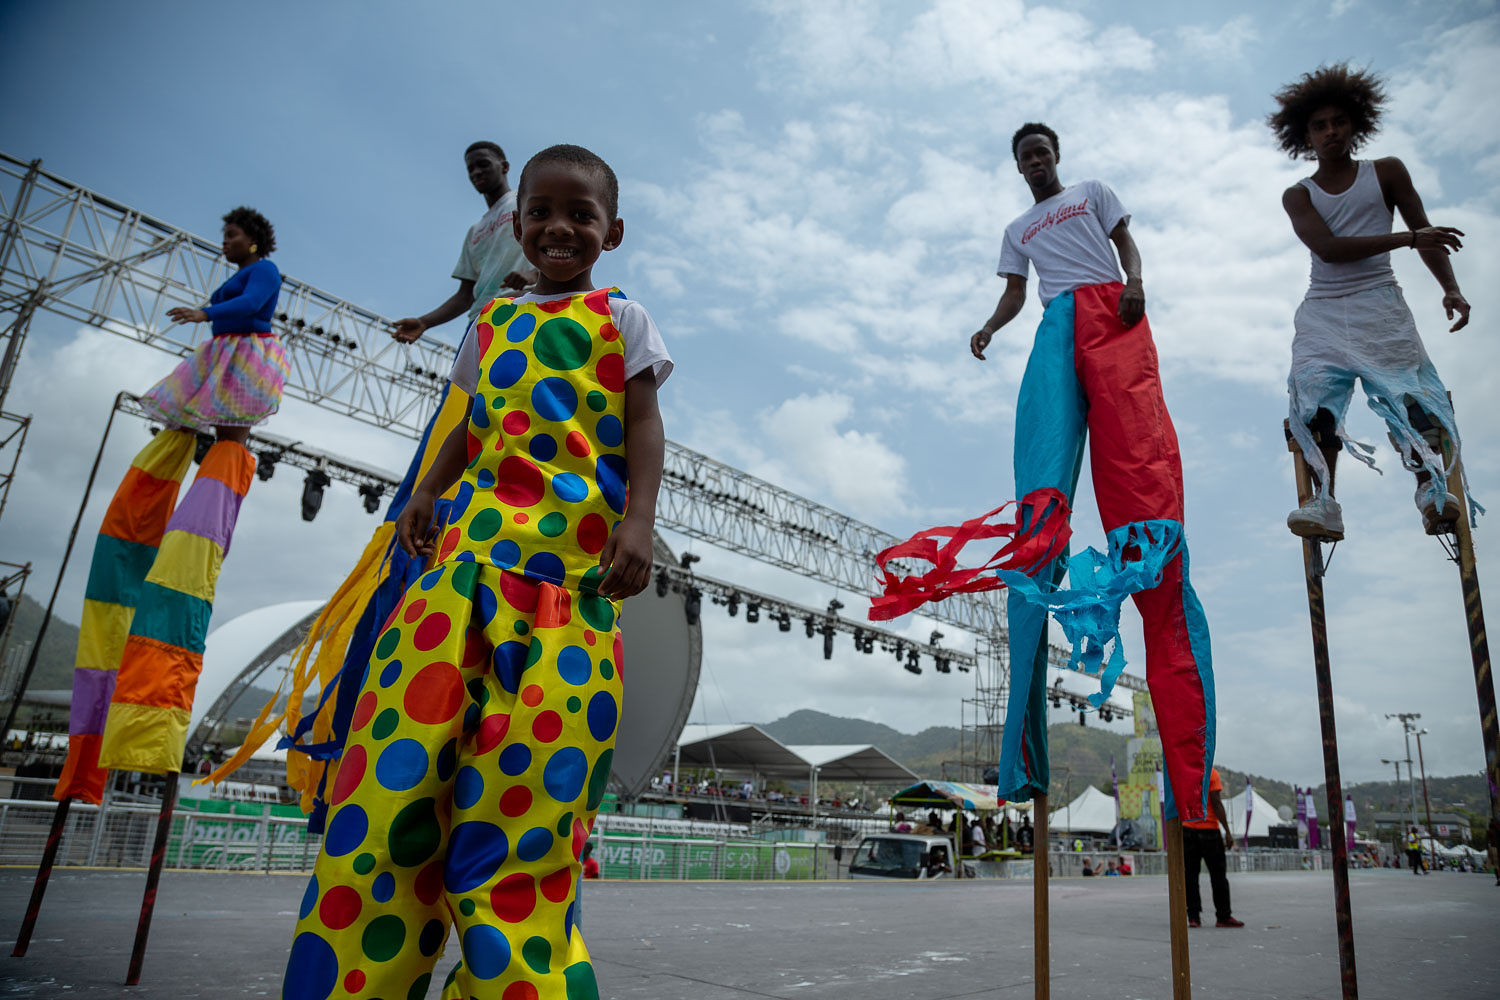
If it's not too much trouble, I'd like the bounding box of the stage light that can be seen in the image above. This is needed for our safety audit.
[256,449,280,481]
[1101,708,1113,723]
[1078,712,1087,727]
[853,627,865,650]
[684,586,702,626]
[822,627,834,660]
[929,630,944,646]
[679,552,701,570]
[826,599,844,616]
[777,612,791,633]
[301,468,331,522]
[193,433,214,464]
[359,483,384,515]
[1050,696,1062,709]
[746,601,760,624]
[727,592,740,617]
[904,649,921,674]
[804,616,815,638]
[935,656,950,673]
[655,570,670,598]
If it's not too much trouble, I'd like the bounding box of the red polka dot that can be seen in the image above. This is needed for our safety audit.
[540,865,572,903]
[413,611,452,652]
[584,288,612,315]
[476,321,494,355]
[614,633,624,677]
[500,785,533,817]
[595,353,625,392]
[503,983,540,1000]
[521,685,545,708]
[499,571,540,613]
[438,527,461,562]
[319,885,362,930]
[538,297,571,314]
[598,321,619,342]
[583,630,596,647]
[462,628,488,668]
[565,430,591,458]
[466,430,481,464]
[402,597,427,624]
[491,872,536,922]
[404,662,464,725]
[414,861,445,906]
[511,511,529,524]
[496,455,545,507]
[532,710,562,743]
[331,744,367,805]
[476,713,511,755]
[352,690,378,731]
[502,410,531,436]
[344,970,366,993]
[572,819,589,859]
[576,512,608,555]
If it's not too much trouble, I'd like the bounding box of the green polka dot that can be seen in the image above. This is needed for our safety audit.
[523,936,553,975]
[452,560,479,595]
[376,628,401,659]
[564,960,601,1000]
[579,593,616,631]
[555,811,574,837]
[389,797,441,868]
[524,638,545,671]
[361,914,406,962]
[407,973,432,1000]
[566,696,582,713]
[459,898,476,916]
[466,678,485,702]
[353,852,376,875]
[490,303,517,326]
[586,749,614,811]
[586,390,608,413]
[538,511,567,538]
[373,708,400,740]
[599,660,615,681]
[467,508,504,542]
[513,620,529,635]
[533,317,593,371]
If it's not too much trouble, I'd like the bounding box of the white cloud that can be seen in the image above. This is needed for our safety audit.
[1175,16,1258,61]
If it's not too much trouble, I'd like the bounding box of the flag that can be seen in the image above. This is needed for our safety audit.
[1344,793,1357,852]
[1306,792,1321,850]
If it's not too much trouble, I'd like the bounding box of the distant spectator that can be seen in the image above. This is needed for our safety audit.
[1104,859,1121,876]
[970,817,988,853]
[1117,855,1133,876]
[1082,859,1096,876]
[1017,815,1035,855]
[893,810,913,833]
[582,841,600,879]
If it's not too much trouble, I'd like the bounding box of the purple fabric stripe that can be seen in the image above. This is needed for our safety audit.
[165,476,243,552]
[68,668,116,735]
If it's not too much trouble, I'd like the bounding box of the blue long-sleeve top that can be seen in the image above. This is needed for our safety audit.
[202,257,282,334]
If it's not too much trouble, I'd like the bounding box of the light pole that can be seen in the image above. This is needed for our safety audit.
[1414,729,1437,870]
[1380,757,1404,854]
[1386,713,1422,832]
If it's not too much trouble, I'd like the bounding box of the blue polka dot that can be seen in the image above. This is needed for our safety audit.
[470,396,490,429]
[494,640,528,693]
[543,747,588,802]
[436,738,458,781]
[552,473,588,504]
[517,827,554,862]
[596,454,628,515]
[284,932,339,1000]
[524,551,566,584]
[475,583,498,628]
[455,766,485,810]
[462,701,481,733]
[324,804,369,857]
[475,467,496,490]
[499,743,532,776]
[379,659,402,688]
[587,691,618,742]
[532,377,578,421]
[490,349,527,389]
[491,539,521,569]
[372,871,396,903]
[505,312,536,343]
[375,739,428,792]
[419,566,446,591]
[297,875,319,919]
[462,924,512,981]
[595,414,624,448]
[419,918,446,957]
[449,481,474,523]
[529,434,558,462]
[557,646,592,685]
[445,822,510,894]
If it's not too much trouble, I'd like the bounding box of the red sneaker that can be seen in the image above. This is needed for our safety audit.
[1188,917,1201,928]
[1216,917,1245,928]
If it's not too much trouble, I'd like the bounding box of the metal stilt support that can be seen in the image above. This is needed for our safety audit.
[125,771,179,985]
[1033,791,1049,1000]
[1164,817,1192,1000]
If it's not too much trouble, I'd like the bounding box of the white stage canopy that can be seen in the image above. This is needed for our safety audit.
[1223,787,1284,840]
[1049,784,1119,833]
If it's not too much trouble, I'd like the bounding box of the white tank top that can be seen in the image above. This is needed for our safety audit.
[1300,160,1397,299]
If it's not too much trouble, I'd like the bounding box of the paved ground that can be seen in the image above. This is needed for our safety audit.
[0,867,1495,998]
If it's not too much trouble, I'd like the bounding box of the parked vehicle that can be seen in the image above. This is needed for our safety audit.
[847,833,957,879]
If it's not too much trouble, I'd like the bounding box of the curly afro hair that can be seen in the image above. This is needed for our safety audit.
[1011,122,1059,160]
[518,143,619,220]
[222,206,276,256]
[1267,64,1387,160]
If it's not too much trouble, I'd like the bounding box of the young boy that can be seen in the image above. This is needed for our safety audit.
[282,144,671,1000]
[1270,64,1473,539]
[969,122,1214,827]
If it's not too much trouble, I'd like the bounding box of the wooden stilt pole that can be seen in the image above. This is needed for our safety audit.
[124,772,179,985]
[1288,425,1358,999]
[1033,792,1049,1000]
[11,797,71,957]
[1164,817,1192,1000]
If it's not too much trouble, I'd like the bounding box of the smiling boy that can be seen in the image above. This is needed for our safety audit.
[281,144,670,1000]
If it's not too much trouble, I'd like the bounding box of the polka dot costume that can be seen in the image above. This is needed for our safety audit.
[284,291,631,1000]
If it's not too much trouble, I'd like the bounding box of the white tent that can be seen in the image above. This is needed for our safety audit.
[1049,785,1119,833]
[1222,787,1283,840]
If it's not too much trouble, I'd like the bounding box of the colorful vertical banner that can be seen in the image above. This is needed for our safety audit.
[1307,792,1321,850]
[1344,794,1357,852]
[1296,788,1308,849]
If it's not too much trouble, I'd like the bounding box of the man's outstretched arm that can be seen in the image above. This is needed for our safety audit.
[970,273,1029,360]
[1108,220,1145,327]
[392,278,478,343]
[1384,157,1471,331]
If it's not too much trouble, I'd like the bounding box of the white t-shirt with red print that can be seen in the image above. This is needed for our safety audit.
[996,179,1130,306]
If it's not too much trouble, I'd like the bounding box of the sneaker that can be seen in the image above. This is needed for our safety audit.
[1188,917,1201,928]
[1288,495,1345,541]
[1216,917,1245,928]
[1416,483,1460,535]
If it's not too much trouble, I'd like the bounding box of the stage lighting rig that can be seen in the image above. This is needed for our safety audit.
[301,466,331,522]
[358,483,384,515]
[776,611,791,632]
[255,448,281,481]
[727,592,740,617]
[655,569,671,598]
[684,586,702,626]
[822,624,835,660]
[192,432,214,465]
[905,649,921,674]
[826,598,844,615]
[745,601,760,624]
[679,552,701,570]
[930,630,944,646]
[804,615,815,638]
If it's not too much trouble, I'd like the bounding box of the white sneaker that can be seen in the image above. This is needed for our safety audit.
[1287,495,1345,541]
[1416,482,1460,535]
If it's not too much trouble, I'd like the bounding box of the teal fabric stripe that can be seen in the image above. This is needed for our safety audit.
[128,581,212,652]
[82,534,160,606]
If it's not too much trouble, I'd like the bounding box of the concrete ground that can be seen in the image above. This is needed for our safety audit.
[0,866,1495,999]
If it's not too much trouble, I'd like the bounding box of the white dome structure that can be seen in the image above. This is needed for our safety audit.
[187,600,325,748]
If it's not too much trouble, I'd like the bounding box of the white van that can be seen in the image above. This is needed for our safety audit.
[847,833,958,880]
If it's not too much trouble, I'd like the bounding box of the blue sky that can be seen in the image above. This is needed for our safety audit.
[3,0,1498,787]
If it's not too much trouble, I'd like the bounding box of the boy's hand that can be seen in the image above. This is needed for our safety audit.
[396,490,438,560]
[1444,291,1471,332]
[391,317,426,343]
[597,516,653,599]
[1117,278,1145,328]
[970,328,995,360]
[1412,226,1464,253]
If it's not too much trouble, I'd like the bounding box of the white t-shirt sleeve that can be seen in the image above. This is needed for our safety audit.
[1089,180,1130,237]
[452,223,479,283]
[612,299,674,387]
[448,318,480,395]
[996,223,1029,280]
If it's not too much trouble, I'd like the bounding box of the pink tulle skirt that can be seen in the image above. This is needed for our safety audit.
[139,333,290,431]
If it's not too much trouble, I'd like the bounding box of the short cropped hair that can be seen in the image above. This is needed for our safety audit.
[518,144,620,220]
[465,140,506,162]
[222,206,275,256]
[1011,122,1059,160]
[1267,64,1387,160]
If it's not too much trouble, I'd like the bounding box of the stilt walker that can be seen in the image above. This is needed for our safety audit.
[873,121,1215,997]
[15,207,285,983]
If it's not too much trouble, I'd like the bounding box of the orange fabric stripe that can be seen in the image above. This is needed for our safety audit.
[111,635,202,711]
[53,734,106,804]
[99,466,187,546]
[195,440,255,496]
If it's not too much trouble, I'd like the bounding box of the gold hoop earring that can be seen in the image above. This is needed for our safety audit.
[250,244,258,254]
